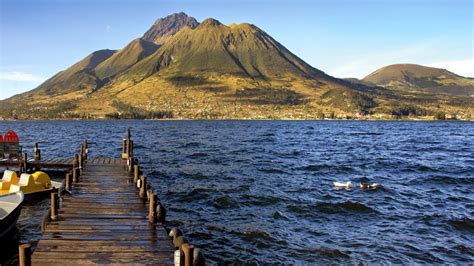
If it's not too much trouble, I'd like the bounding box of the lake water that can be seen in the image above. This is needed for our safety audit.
[0,121,473,264]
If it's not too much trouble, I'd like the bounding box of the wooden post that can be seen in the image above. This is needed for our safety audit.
[34,143,41,161]
[122,128,132,159]
[149,191,156,224]
[72,155,78,183]
[84,139,88,160]
[139,175,147,199]
[78,147,83,170]
[128,157,133,173]
[79,144,84,164]
[181,244,194,266]
[50,192,58,220]
[133,164,139,186]
[122,139,127,159]
[18,243,31,266]
[23,153,28,173]
[75,153,80,179]
[157,201,166,223]
[65,172,71,192]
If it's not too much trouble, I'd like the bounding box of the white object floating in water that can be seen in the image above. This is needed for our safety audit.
[333,181,352,188]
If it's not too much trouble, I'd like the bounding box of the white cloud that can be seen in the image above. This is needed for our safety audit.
[426,59,474,78]
[0,71,44,82]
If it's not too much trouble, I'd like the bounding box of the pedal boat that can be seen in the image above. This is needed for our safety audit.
[0,170,62,197]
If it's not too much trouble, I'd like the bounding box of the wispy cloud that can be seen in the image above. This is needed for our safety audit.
[0,71,44,82]
[426,59,474,78]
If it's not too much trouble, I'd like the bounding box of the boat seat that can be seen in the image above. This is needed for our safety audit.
[0,170,19,190]
[31,171,51,189]
[9,174,45,194]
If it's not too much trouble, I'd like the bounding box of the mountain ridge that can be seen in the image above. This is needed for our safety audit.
[0,13,472,120]
[361,63,474,96]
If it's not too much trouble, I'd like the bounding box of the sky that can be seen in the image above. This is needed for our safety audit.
[0,0,473,99]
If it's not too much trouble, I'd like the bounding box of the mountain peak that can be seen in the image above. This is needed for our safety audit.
[142,12,199,45]
[200,18,223,27]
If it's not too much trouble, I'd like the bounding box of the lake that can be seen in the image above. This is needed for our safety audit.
[0,120,473,264]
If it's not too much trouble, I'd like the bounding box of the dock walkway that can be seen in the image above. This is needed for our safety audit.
[30,157,175,265]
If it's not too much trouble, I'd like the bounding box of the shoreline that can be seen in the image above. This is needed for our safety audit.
[0,118,473,122]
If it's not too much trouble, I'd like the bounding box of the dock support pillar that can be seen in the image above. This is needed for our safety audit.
[73,154,79,183]
[18,243,31,266]
[122,128,133,159]
[139,175,147,199]
[65,172,72,192]
[182,244,194,266]
[34,143,41,161]
[133,164,139,186]
[128,157,134,173]
[79,144,84,167]
[83,139,88,160]
[50,192,58,220]
[149,191,156,224]
[20,153,28,173]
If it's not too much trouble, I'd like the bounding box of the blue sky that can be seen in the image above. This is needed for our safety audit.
[1,0,472,99]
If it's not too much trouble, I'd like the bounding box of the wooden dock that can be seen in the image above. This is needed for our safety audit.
[17,130,201,266]
[31,158,175,265]
[0,158,74,170]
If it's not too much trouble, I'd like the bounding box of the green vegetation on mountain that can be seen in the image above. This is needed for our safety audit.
[95,39,159,80]
[0,13,472,120]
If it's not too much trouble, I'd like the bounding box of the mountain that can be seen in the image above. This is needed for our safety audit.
[95,38,160,80]
[142,12,199,45]
[27,49,116,97]
[0,13,472,120]
[362,64,474,96]
[121,18,326,82]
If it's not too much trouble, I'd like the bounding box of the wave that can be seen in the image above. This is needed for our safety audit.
[233,230,288,249]
[293,247,350,259]
[349,132,384,136]
[211,194,239,209]
[180,142,201,148]
[186,152,208,159]
[272,211,289,220]
[258,168,287,174]
[403,164,439,173]
[179,171,209,180]
[178,187,212,201]
[297,164,353,172]
[287,201,376,216]
[449,218,474,231]
[416,175,474,185]
[242,194,282,206]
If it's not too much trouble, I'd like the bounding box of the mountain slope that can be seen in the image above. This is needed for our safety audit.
[27,49,116,97]
[362,64,474,96]
[142,12,199,45]
[95,38,160,80]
